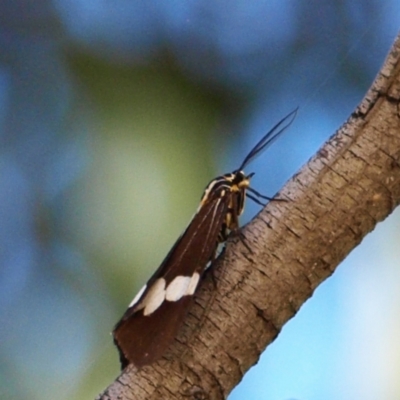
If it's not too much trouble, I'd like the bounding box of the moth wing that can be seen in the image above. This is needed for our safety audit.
[113,193,228,368]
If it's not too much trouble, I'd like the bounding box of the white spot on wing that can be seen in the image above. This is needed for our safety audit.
[140,278,166,316]
[187,272,200,295]
[165,272,201,301]
[128,284,147,307]
[166,276,192,301]
[132,273,202,316]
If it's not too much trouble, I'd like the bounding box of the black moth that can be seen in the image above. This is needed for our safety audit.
[113,109,297,369]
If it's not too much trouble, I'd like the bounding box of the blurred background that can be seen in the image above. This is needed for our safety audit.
[1,1,400,399]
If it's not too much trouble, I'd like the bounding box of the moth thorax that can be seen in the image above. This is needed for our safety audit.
[230,170,251,192]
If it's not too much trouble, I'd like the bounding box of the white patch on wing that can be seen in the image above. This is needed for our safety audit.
[187,272,200,295]
[128,284,147,308]
[141,278,166,316]
[134,273,202,315]
[166,276,192,301]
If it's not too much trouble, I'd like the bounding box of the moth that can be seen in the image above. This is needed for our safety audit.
[113,109,297,369]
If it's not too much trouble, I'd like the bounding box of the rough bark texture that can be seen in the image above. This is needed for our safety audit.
[98,32,400,400]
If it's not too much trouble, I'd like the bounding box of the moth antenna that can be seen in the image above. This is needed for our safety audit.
[238,107,298,171]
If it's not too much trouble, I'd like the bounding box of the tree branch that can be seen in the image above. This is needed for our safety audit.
[98,32,400,400]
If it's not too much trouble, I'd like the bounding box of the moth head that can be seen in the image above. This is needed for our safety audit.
[228,170,254,192]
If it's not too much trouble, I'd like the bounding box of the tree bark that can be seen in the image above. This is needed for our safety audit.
[97,32,400,400]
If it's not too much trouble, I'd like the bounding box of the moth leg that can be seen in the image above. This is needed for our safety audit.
[226,206,253,254]
[246,193,266,207]
[269,197,288,202]
[247,186,288,202]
